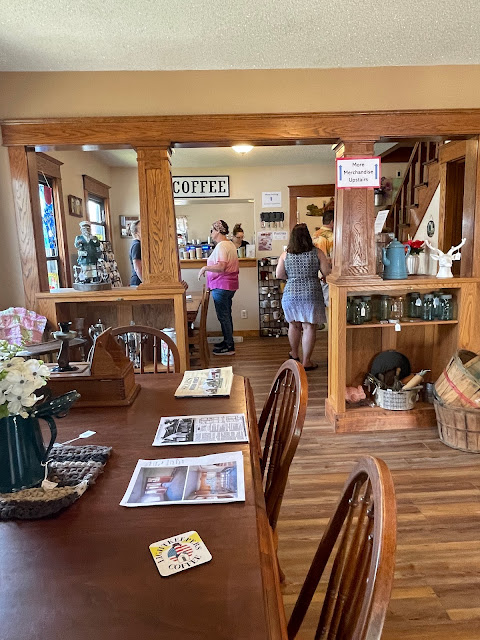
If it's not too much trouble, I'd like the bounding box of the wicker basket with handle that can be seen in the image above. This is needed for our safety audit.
[434,391,480,453]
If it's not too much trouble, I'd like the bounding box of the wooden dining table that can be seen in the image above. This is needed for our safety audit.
[186,291,203,323]
[0,374,287,640]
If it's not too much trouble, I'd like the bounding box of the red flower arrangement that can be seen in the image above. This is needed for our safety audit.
[404,240,424,255]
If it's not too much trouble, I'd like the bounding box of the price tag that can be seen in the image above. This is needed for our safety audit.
[360,307,366,317]
[415,298,422,306]
[394,323,401,332]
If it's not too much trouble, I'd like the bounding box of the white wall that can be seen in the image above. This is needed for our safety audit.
[413,185,440,276]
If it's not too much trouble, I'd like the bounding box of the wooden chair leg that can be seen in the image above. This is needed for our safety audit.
[272,527,285,583]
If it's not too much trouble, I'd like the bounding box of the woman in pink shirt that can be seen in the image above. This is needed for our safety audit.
[198,220,239,355]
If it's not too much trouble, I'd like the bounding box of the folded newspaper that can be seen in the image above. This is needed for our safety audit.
[153,414,248,446]
[174,366,233,398]
[120,450,245,507]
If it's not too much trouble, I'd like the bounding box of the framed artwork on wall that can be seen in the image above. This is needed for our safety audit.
[120,215,139,238]
[68,195,83,217]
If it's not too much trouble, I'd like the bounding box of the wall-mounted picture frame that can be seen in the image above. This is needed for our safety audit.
[120,215,140,238]
[68,195,83,217]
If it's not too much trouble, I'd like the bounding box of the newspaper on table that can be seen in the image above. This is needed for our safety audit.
[120,450,245,507]
[174,366,233,398]
[153,413,248,446]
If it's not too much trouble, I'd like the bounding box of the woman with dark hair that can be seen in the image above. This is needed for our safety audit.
[198,219,239,355]
[129,220,142,286]
[276,223,330,370]
[231,223,249,251]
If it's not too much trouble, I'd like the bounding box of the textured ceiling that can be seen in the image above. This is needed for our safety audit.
[1,0,480,71]
[94,143,395,168]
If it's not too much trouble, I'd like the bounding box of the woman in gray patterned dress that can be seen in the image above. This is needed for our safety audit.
[276,224,331,370]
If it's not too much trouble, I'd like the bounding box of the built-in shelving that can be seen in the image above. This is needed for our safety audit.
[346,320,458,329]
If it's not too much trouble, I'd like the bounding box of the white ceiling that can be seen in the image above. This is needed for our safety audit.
[1,0,480,71]
[95,143,395,168]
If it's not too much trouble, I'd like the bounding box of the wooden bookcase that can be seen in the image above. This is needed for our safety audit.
[327,276,480,432]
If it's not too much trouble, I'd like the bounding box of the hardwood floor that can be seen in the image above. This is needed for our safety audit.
[218,335,480,639]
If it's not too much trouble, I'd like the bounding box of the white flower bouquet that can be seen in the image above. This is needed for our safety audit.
[0,341,50,418]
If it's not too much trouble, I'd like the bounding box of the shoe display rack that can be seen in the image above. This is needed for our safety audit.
[258,258,289,337]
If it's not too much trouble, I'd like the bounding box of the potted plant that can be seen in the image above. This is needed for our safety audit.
[403,240,424,275]
[0,341,79,492]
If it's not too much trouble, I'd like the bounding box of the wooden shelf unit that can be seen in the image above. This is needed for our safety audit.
[327,277,480,432]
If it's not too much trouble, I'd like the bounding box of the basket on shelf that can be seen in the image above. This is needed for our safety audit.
[434,350,480,409]
[434,391,480,453]
[373,386,422,411]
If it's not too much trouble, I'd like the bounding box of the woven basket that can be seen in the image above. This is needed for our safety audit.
[373,386,422,411]
[434,392,480,453]
[434,350,480,409]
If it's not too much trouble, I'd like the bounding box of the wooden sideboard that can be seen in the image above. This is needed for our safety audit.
[36,286,189,372]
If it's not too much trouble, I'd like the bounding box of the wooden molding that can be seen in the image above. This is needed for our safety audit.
[82,174,111,198]
[438,140,467,164]
[3,109,480,149]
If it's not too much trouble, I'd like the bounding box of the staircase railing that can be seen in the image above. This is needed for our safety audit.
[386,141,439,240]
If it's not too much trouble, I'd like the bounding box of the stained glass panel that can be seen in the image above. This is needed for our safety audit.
[38,183,58,258]
[47,259,60,290]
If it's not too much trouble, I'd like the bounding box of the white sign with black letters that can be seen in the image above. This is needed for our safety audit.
[336,157,381,189]
[172,176,230,198]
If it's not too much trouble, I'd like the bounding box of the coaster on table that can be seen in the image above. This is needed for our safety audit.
[149,530,212,577]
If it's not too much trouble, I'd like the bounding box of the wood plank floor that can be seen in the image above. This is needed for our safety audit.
[217,335,480,639]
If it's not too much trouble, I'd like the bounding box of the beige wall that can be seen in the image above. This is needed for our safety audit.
[48,150,113,272]
[108,161,335,329]
[2,64,480,309]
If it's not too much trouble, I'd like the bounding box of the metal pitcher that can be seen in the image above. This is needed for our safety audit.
[382,238,410,280]
[88,319,106,341]
[0,391,80,493]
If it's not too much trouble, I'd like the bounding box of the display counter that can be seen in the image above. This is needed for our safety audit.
[35,286,190,371]
[180,257,257,269]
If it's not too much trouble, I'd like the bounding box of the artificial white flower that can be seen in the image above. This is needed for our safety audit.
[5,390,38,417]
[4,369,37,397]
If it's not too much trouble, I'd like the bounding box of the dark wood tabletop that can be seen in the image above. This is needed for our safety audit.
[0,374,286,640]
[186,292,203,322]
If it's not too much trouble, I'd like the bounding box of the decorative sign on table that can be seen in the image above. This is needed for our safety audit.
[172,176,229,198]
[336,157,381,189]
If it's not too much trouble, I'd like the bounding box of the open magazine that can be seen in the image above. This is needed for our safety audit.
[153,414,248,446]
[174,367,233,398]
[120,451,245,507]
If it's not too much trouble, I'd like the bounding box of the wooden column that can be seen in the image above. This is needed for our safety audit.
[329,141,381,285]
[8,147,49,308]
[136,146,182,287]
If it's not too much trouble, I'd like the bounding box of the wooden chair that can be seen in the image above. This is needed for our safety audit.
[258,359,308,531]
[111,325,180,374]
[287,456,397,640]
[188,287,211,369]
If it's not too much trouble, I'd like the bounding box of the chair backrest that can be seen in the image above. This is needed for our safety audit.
[111,325,180,374]
[199,288,211,367]
[258,360,308,530]
[287,456,397,640]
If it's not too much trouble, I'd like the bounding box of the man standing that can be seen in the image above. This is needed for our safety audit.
[312,210,334,308]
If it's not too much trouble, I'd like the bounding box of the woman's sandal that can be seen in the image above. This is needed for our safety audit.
[303,363,319,371]
[288,353,300,362]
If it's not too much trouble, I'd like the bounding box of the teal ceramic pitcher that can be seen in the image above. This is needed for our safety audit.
[382,238,410,280]
[0,391,80,493]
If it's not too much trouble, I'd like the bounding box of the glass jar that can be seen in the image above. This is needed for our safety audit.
[379,295,391,321]
[351,298,364,325]
[432,291,443,319]
[423,294,434,321]
[390,296,404,321]
[346,296,354,324]
[407,292,421,318]
[440,294,453,320]
[361,296,372,322]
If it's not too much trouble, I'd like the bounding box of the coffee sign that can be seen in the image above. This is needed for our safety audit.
[173,176,230,198]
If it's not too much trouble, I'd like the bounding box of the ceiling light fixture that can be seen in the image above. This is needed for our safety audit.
[232,144,254,155]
